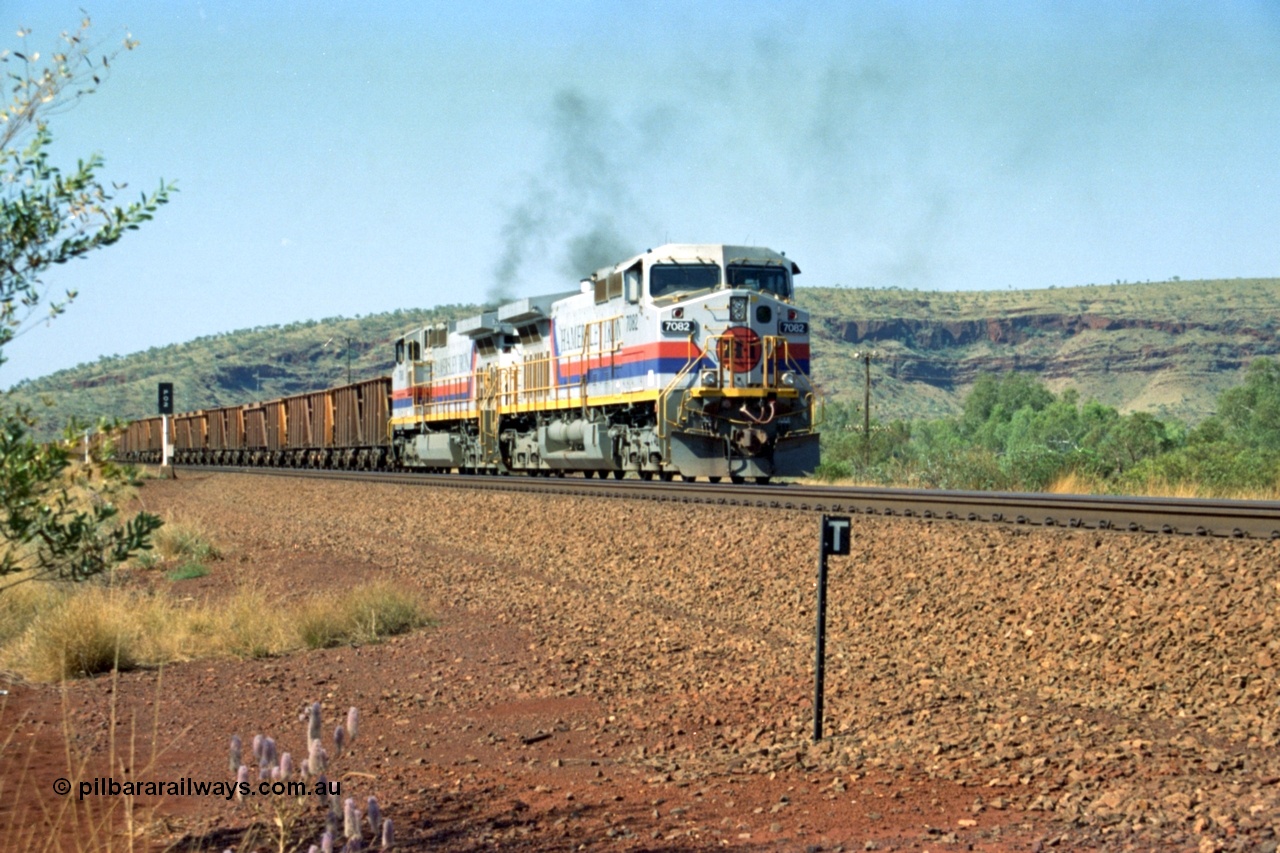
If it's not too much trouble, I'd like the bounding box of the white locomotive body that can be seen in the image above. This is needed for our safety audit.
[390,243,818,482]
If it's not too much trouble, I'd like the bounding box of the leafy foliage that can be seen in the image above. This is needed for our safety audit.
[1,18,168,589]
[819,360,1280,496]
[0,410,162,584]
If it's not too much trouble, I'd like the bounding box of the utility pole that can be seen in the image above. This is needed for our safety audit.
[854,351,874,467]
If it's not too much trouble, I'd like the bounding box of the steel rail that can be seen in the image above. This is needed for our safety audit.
[172,465,1280,539]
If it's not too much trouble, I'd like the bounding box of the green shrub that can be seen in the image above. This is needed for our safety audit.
[812,459,854,482]
[166,562,209,581]
[151,520,220,564]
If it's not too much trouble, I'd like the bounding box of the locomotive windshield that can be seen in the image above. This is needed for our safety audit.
[649,263,720,298]
[727,264,790,298]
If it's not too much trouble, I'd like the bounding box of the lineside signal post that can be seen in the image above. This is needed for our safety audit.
[158,382,174,468]
[814,514,851,741]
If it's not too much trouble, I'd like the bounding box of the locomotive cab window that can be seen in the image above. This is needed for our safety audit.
[408,340,421,361]
[395,339,406,364]
[727,264,790,299]
[649,263,720,299]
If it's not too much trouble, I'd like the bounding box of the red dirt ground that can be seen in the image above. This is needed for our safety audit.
[4,471,1278,852]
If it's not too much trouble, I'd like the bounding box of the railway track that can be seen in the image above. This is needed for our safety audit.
[173,466,1280,539]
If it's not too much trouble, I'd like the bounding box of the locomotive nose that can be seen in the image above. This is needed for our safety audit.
[716,326,762,372]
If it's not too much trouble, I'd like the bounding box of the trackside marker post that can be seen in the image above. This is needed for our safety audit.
[814,514,851,741]
[158,382,174,467]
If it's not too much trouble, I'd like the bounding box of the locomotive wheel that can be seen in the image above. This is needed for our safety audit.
[730,475,746,484]
[612,470,624,479]
[639,471,654,481]
[756,476,772,485]
[708,476,722,483]
[659,472,674,482]
[583,470,595,479]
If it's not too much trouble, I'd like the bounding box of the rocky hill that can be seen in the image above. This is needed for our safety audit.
[4,277,1278,436]
[807,277,1280,424]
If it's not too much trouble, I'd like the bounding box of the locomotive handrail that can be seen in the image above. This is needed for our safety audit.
[655,335,705,441]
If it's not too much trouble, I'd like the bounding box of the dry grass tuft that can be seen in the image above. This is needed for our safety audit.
[17,589,142,681]
[1046,469,1280,500]
[1043,470,1107,496]
[0,580,429,682]
[0,574,64,648]
[295,581,429,650]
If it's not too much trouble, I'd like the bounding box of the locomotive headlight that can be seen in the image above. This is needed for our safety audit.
[787,309,798,321]
[672,307,684,319]
[780,371,797,388]
[700,369,719,388]
[729,296,748,323]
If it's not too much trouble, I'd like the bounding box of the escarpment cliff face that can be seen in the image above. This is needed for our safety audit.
[828,313,1280,383]
[801,279,1280,423]
[830,313,1274,349]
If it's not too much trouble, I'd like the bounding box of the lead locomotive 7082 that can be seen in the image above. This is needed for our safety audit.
[119,243,819,482]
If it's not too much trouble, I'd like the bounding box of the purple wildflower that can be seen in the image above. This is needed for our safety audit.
[229,734,242,774]
[346,707,359,743]
[328,793,342,827]
[235,764,249,802]
[343,797,360,840]
[308,701,323,745]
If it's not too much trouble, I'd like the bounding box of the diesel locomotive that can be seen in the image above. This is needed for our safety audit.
[119,243,819,482]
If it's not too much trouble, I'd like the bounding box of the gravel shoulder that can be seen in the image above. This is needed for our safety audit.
[3,471,1278,852]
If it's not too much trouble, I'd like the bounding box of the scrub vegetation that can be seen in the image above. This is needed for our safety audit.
[817,357,1280,497]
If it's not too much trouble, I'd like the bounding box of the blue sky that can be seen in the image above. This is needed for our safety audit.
[3,1,1278,386]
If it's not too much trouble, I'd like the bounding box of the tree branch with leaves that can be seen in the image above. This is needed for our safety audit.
[1,16,171,588]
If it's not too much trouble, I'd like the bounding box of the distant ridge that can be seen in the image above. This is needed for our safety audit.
[4,277,1278,438]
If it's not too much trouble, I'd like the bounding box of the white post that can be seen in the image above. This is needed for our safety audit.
[162,413,171,467]
[84,429,91,464]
